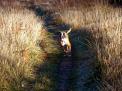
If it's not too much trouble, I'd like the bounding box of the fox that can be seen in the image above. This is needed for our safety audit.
[60,28,72,53]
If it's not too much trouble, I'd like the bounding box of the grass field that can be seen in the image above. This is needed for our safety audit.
[0,0,121,91]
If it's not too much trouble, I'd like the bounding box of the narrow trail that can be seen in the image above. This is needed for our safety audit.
[41,10,73,91]
[57,54,72,91]
[37,8,74,91]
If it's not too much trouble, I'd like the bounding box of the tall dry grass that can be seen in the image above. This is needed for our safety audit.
[89,13,121,90]
[33,0,111,11]
[92,26,121,91]
[0,5,60,91]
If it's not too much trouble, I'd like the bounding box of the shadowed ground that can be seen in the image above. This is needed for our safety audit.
[71,30,101,91]
[57,54,72,91]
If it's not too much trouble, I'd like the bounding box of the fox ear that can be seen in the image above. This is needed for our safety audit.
[67,28,72,34]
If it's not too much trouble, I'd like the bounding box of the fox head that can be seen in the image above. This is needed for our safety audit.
[60,28,72,40]
[59,28,72,53]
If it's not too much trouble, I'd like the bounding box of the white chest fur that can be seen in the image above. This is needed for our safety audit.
[61,38,69,46]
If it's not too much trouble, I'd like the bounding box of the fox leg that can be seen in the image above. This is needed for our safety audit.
[62,45,67,53]
[65,45,71,53]
[67,45,71,52]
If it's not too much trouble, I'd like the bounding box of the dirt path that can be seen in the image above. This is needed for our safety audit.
[38,9,74,91]
[43,11,73,91]
[57,54,72,91]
